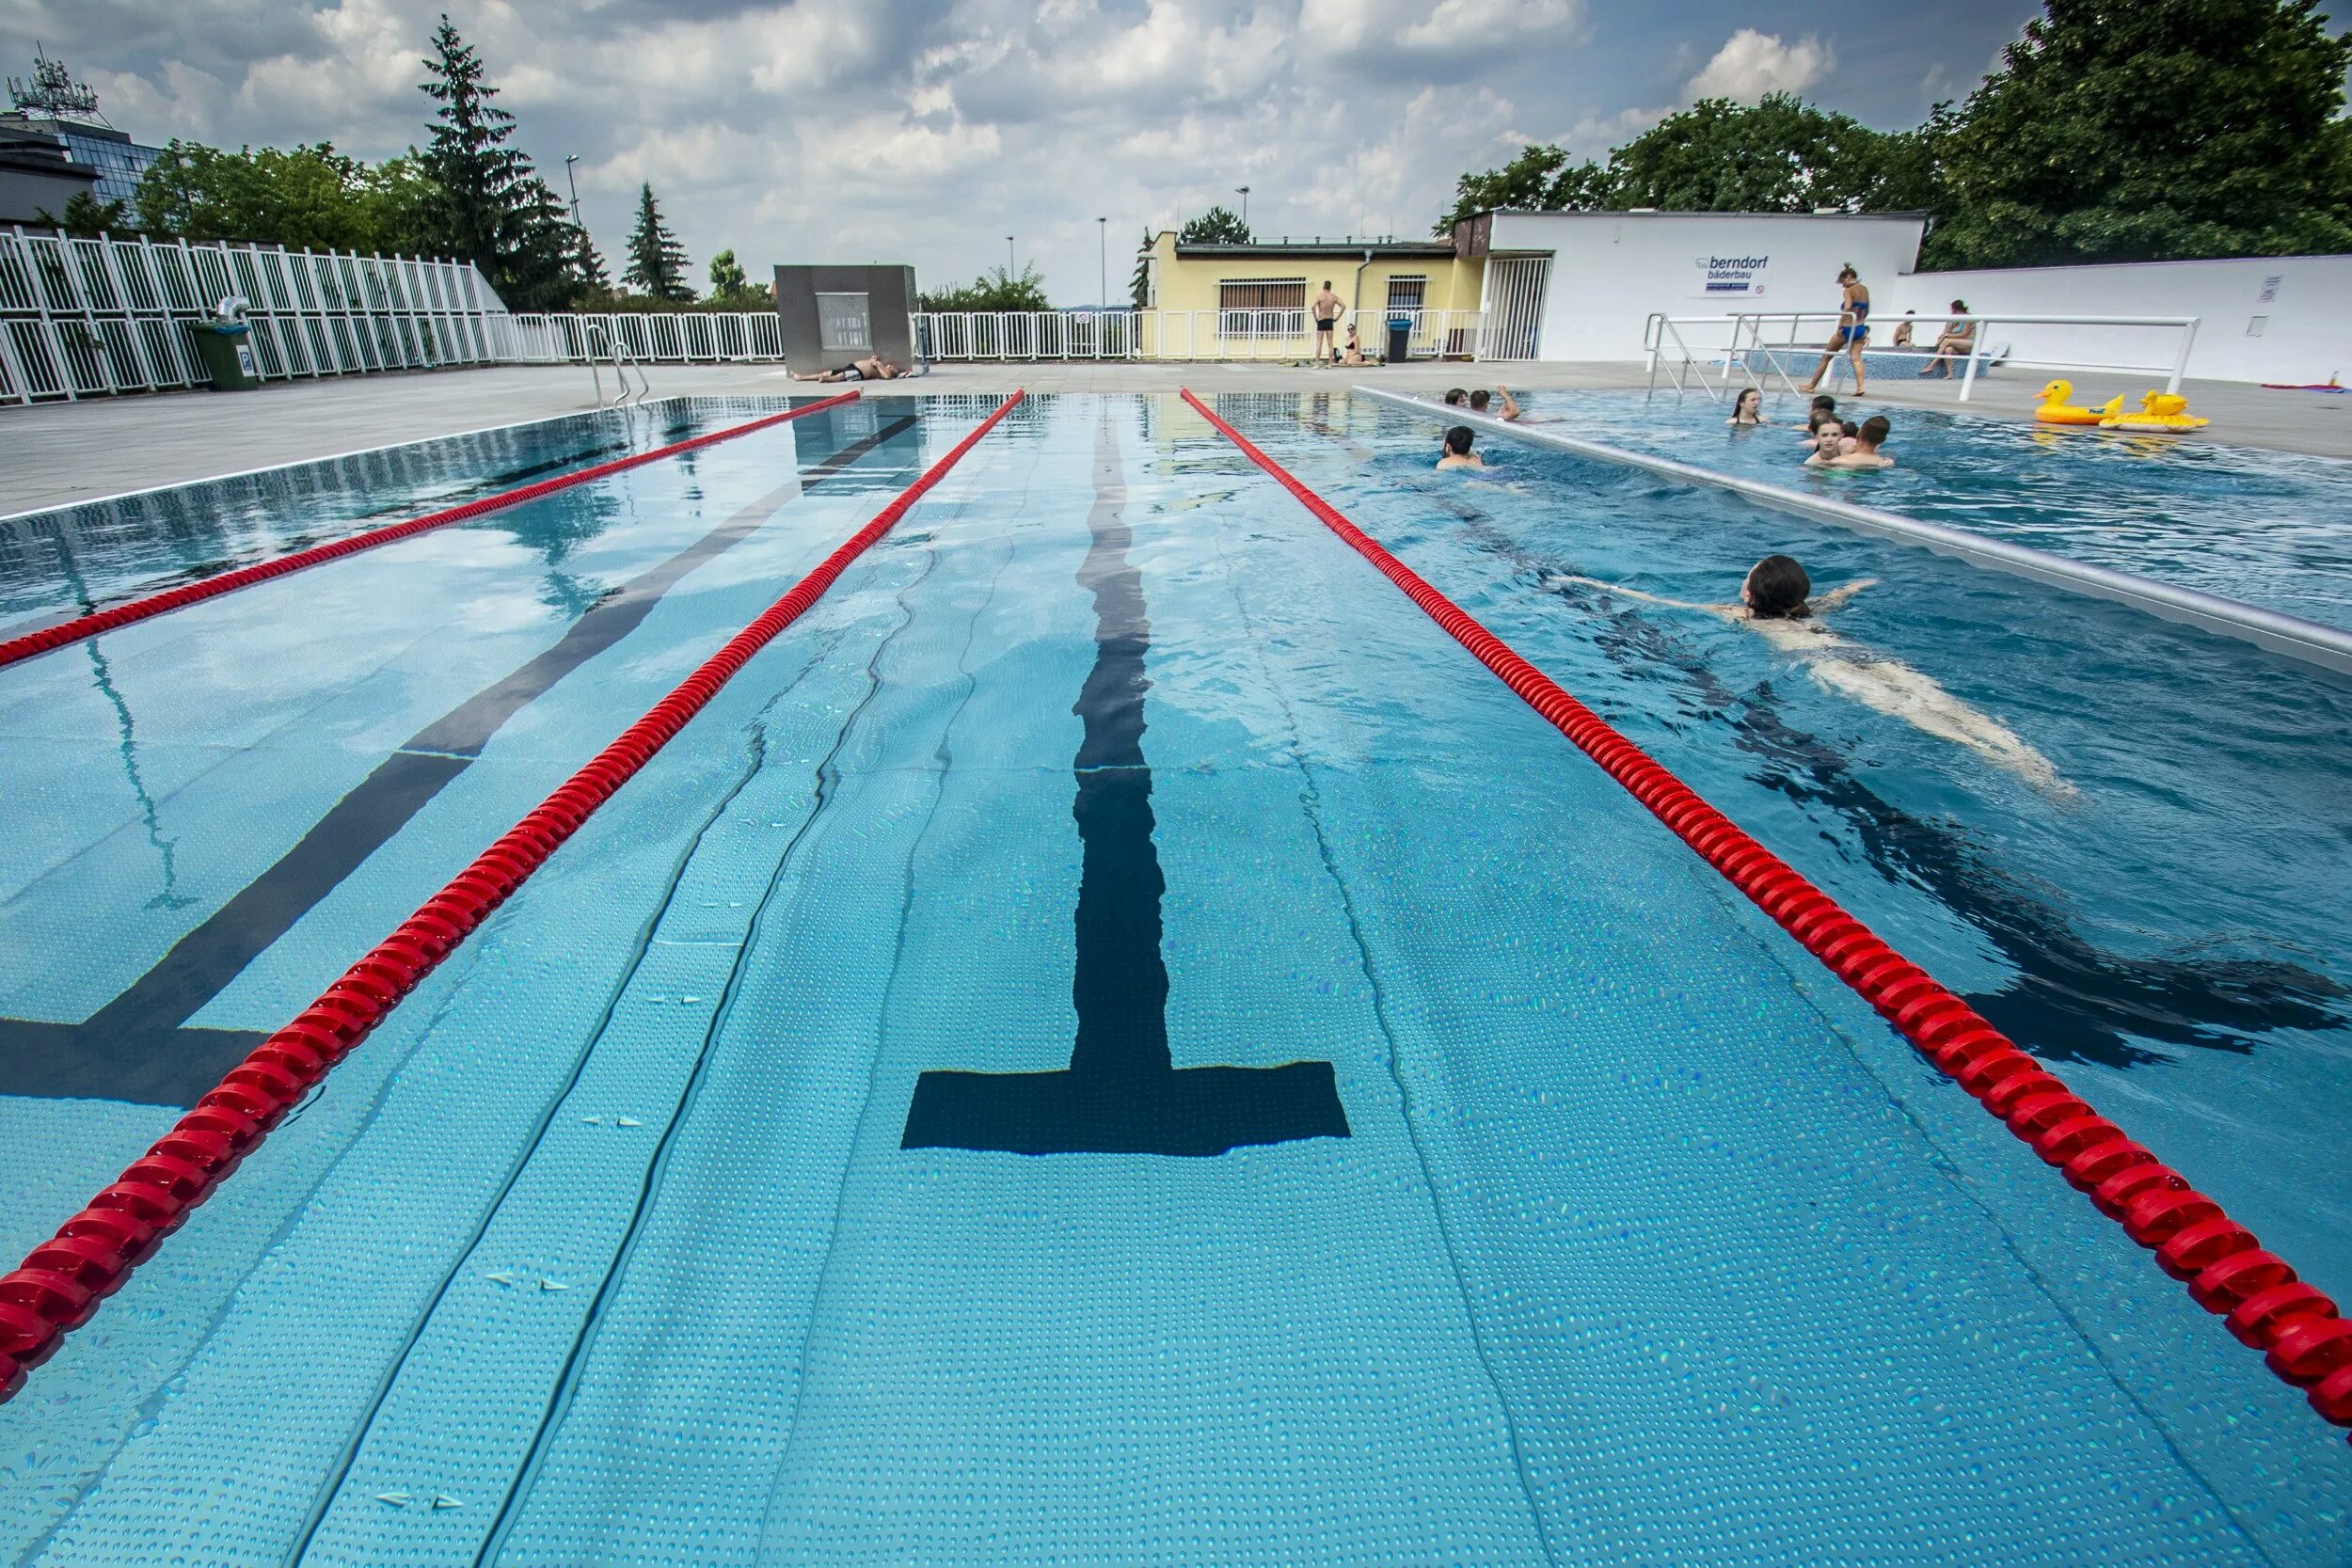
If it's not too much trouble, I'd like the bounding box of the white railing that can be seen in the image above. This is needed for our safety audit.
[0,227,508,404]
[1647,309,2202,404]
[500,310,787,364]
[914,310,1137,360]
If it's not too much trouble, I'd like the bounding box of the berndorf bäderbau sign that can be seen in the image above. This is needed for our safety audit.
[1696,254,1769,296]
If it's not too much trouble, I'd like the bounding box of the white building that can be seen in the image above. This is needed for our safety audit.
[1467,209,1929,362]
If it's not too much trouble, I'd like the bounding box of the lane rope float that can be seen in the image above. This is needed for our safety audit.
[1179,388,2352,1446]
[0,389,1023,1402]
[0,391,864,673]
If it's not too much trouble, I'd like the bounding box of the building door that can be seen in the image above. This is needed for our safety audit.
[1477,257,1549,361]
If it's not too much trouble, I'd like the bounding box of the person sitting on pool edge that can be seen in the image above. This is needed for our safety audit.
[1436,425,1485,468]
[1549,556,2070,793]
[791,354,907,383]
[1339,323,1372,366]
[1806,414,1895,469]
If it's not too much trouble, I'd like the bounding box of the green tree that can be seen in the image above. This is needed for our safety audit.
[624,182,692,301]
[1179,205,1252,244]
[1130,227,1152,309]
[919,263,1049,311]
[707,246,766,305]
[135,140,414,250]
[1922,0,2352,267]
[1608,96,1929,214]
[35,190,130,237]
[1434,144,1610,232]
[417,15,582,307]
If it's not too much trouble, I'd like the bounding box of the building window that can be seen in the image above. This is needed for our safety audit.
[1218,279,1305,312]
[818,292,871,352]
[1386,276,1427,312]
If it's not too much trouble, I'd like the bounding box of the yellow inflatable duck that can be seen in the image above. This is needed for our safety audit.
[2100,391,2209,432]
[2034,379,2124,426]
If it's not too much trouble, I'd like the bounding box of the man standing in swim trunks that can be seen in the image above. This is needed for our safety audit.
[1798,265,1869,398]
[1312,281,1343,363]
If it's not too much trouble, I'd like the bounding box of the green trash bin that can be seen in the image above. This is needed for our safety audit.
[186,321,261,390]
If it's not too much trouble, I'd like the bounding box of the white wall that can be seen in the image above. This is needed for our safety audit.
[1486,211,1928,361]
[1881,255,2352,386]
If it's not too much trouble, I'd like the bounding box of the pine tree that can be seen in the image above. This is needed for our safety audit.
[573,223,611,299]
[624,182,692,302]
[1130,228,1152,309]
[416,15,579,308]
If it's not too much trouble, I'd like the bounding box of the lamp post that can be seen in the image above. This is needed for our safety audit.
[564,153,580,224]
[1235,185,1250,232]
[1006,235,1015,276]
[1097,216,1107,309]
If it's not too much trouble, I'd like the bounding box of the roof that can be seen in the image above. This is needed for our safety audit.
[1475,206,1931,221]
[1169,239,1456,259]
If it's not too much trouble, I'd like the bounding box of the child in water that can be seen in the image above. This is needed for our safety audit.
[1553,555,2070,794]
[1806,414,1895,469]
[1727,388,1766,426]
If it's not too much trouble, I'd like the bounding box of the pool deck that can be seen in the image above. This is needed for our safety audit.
[4,358,2345,515]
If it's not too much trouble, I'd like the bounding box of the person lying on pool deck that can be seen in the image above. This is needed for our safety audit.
[1805,413,1895,469]
[791,355,906,383]
[1551,556,2070,793]
[1436,425,1485,468]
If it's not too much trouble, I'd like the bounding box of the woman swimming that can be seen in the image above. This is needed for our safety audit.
[1727,387,1765,426]
[1553,556,2070,794]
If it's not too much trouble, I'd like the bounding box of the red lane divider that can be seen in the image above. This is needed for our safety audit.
[0,391,864,673]
[1179,388,2352,1444]
[0,390,1023,1402]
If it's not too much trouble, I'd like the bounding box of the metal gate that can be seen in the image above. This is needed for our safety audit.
[1476,256,1549,362]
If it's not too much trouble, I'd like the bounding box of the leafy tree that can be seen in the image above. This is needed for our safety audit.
[1130,227,1152,309]
[1434,144,1608,232]
[624,182,692,302]
[707,246,767,305]
[35,190,130,237]
[1179,205,1252,244]
[135,141,428,250]
[1921,0,2352,267]
[418,15,581,307]
[1609,96,1929,214]
[920,263,1049,311]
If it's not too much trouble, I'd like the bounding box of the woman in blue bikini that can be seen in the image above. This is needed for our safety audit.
[1798,265,1870,397]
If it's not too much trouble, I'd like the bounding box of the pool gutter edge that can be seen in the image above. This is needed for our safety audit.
[1352,386,2352,680]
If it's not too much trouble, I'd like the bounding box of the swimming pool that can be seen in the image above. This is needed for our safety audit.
[1496,388,2352,632]
[0,392,2345,1564]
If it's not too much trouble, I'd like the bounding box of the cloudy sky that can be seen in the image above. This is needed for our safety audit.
[8,1,2110,302]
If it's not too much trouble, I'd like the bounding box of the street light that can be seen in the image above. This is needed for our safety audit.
[564,153,580,224]
[1007,235,1015,276]
[1097,216,1107,309]
[1235,185,1250,231]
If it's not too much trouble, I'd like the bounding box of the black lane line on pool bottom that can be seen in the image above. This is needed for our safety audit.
[0,413,918,1107]
[900,413,1349,1156]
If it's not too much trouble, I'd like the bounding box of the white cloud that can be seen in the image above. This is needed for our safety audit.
[1683,28,1834,102]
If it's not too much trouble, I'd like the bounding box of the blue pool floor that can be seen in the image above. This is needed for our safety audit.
[0,395,2344,1565]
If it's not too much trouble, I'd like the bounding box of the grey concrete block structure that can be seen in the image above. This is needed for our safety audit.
[772,265,917,374]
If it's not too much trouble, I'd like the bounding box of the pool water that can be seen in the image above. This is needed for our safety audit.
[0,392,2345,1565]
[1503,388,2352,631]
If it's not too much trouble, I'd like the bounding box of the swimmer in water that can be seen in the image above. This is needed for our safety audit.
[1553,555,2071,794]
[1436,425,1485,469]
[1443,388,1470,407]
[1806,413,1895,469]
[1727,387,1765,426]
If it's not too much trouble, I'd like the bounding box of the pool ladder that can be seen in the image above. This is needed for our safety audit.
[582,324,651,408]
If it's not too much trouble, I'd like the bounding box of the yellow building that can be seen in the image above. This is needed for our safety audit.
[1136,230,1487,360]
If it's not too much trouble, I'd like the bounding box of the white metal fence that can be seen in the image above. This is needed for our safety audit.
[499,310,787,364]
[0,228,510,404]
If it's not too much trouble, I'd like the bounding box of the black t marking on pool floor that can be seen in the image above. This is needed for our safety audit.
[900,416,1349,1156]
[0,413,917,1107]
